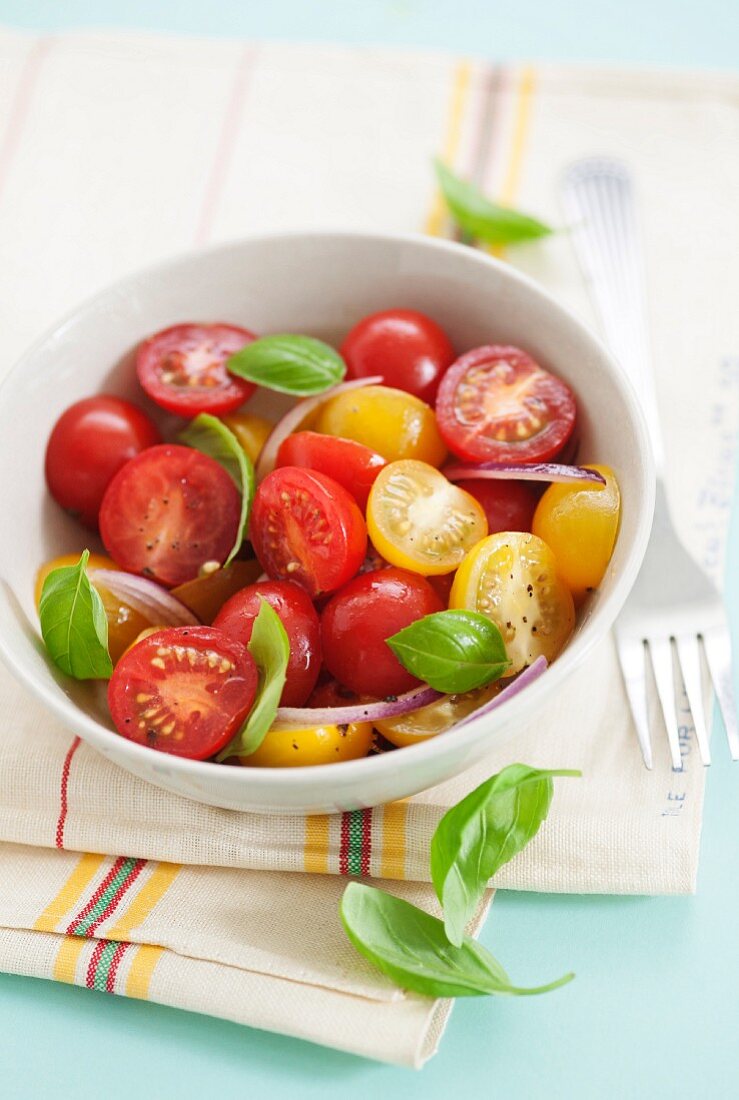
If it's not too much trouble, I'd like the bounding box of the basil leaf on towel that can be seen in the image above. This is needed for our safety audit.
[228,334,346,396]
[340,882,573,998]
[179,412,254,564]
[435,160,553,245]
[216,599,289,760]
[431,764,581,947]
[38,549,113,680]
[386,609,510,693]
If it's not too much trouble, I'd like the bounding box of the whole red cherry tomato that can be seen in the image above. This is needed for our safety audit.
[454,478,537,534]
[341,309,454,403]
[44,396,160,528]
[320,567,443,697]
[214,580,322,706]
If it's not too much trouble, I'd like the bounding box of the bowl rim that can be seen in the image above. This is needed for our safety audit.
[0,229,655,790]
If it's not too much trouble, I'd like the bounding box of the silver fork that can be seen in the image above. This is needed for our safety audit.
[561,157,739,770]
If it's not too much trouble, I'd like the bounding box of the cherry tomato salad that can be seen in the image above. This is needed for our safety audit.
[37,309,621,767]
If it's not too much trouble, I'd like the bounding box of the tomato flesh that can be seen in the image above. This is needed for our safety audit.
[250,467,367,598]
[455,478,537,534]
[450,531,575,674]
[276,431,386,510]
[436,346,576,464]
[108,626,258,759]
[99,444,242,587]
[375,682,501,747]
[367,457,488,576]
[45,396,161,528]
[320,567,443,697]
[214,579,322,706]
[136,323,256,418]
[367,459,487,576]
[341,309,455,403]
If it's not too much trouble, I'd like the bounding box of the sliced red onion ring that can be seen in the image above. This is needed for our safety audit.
[444,462,606,486]
[450,656,549,732]
[256,374,384,481]
[274,684,442,728]
[89,569,199,626]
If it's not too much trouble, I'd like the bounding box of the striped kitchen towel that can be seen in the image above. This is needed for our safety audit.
[0,28,738,1065]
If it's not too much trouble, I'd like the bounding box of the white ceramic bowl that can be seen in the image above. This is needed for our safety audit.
[0,232,654,814]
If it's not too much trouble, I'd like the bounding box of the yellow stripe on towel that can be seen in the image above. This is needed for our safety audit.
[424,59,473,236]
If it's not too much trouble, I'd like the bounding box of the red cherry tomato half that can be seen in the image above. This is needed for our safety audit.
[108,626,257,759]
[275,431,386,509]
[341,309,455,404]
[455,478,537,534]
[136,323,257,418]
[44,396,160,528]
[320,567,444,697]
[250,467,367,599]
[435,346,577,464]
[214,580,322,706]
[99,444,241,587]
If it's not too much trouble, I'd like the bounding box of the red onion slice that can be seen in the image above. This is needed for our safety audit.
[256,374,384,481]
[274,684,442,728]
[450,656,549,732]
[89,569,199,626]
[444,462,605,486]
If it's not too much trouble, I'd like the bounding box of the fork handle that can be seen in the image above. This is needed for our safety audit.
[560,158,664,473]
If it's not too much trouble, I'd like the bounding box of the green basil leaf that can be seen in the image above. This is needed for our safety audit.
[435,160,553,245]
[38,549,113,680]
[431,764,581,947]
[215,599,289,760]
[227,334,346,396]
[179,413,254,565]
[386,609,511,693]
[340,882,573,998]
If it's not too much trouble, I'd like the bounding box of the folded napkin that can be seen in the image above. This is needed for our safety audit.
[0,29,738,1065]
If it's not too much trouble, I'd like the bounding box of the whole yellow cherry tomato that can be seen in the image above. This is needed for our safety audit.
[221,412,273,464]
[315,384,447,466]
[532,465,620,603]
[34,553,150,664]
[375,682,501,747]
[367,460,487,575]
[450,531,575,675]
[239,721,373,767]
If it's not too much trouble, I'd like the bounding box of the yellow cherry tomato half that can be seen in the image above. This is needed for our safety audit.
[220,412,273,464]
[315,384,447,467]
[171,559,263,624]
[532,464,620,603]
[34,552,150,664]
[239,721,374,767]
[450,531,575,675]
[367,460,488,575]
[375,682,501,747]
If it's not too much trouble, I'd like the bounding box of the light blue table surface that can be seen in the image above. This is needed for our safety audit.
[1,3,738,1098]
